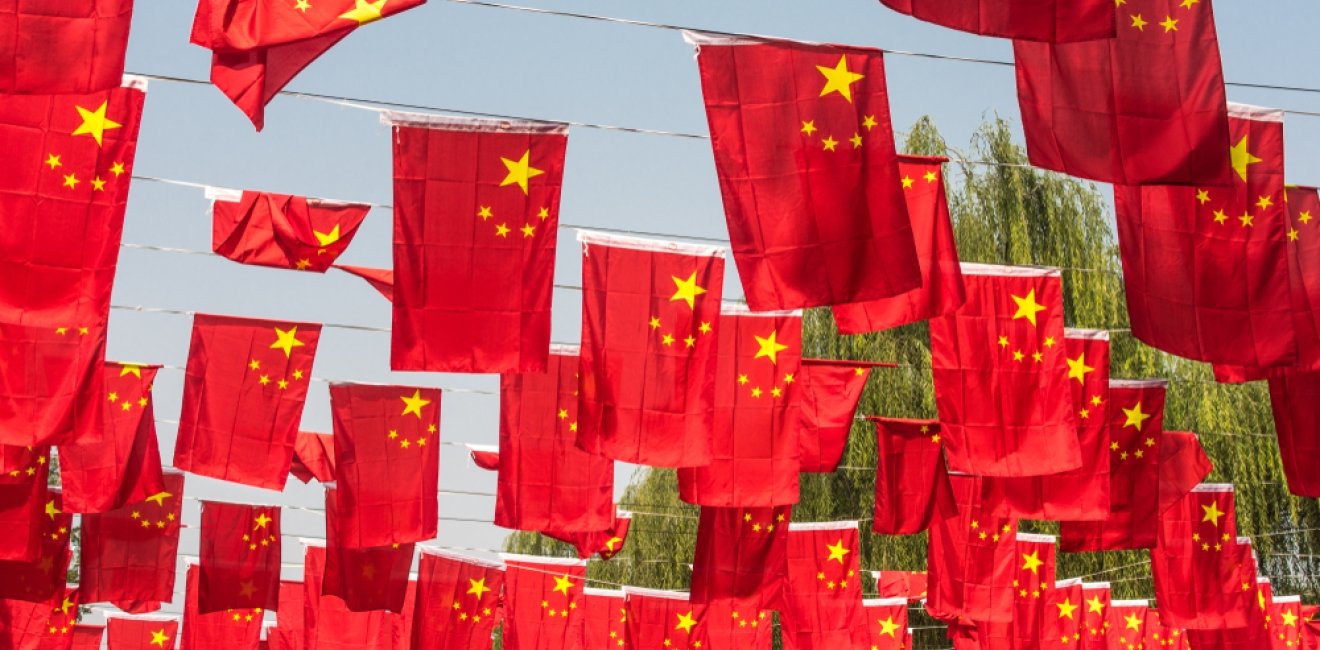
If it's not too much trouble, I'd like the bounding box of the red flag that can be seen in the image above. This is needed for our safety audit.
[878,0,1113,41]
[1007,533,1058,647]
[78,471,183,612]
[781,521,865,649]
[688,31,920,311]
[796,361,872,473]
[272,579,304,650]
[334,265,394,302]
[576,231,725,468]
[690,506,791,609]
[982,329,1113,520]
[583,588,626,650]
[0,584,80,650]
[0,489,71,602]
[1012,0,1231,186]
[1272,595,1305,650]
[1041,578,1084,649]
[1109,600,1152,650]
[0,459,48,562]
[330,382,441,548]
[1158,431,1213,514]
[678,308,803,506]
[289,430,335,484]
[465,444,500,471]
[544,512,632,561]
[1268,370,1320,497]
[500,555,587,650]
[302,542,411,650]
[0,322,105,448]
[189,0,424,130]
[1150,485,1252,629]
[106,615,179,650]
[412,549,503,650]
[624,589,708,650]
[929,263,1079,476]
[70,625,102,650]
[874,571,927,602]
[323,488,412,613]
[198,501,281,613]
[58,362,166,513]
[210,187,369,272]
[833,155,966,333]
[181,564,261,650]
[925,474,1017,625]
[706,600,773,650]
[174,314,321,490]
[388,113,567,374]
[0,0,133,94]
[1182,545,1269,649]
[1115,105,1292,368]
[860,598,910,650]
[1305,606,1320,650]
[1079,582,1111,650]
[872,417,954,534]
[497,347,614,533]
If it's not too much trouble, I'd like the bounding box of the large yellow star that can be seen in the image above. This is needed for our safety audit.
[400,389,432,418]
[119,364,143,378]
[670,271,707,309]
[605,536,623,551]
[1086,595,1105,614]
[816,55,865,103]
[675,611,697,634]
[1011,289,1048,326]
[499,150,544,194]
[1201,501,1225,527]
[1122,401,1151,430]
[753,331,789,364]
[1056,597,1078,620]
[1066,353,1094,384]
[825,539,850,564]
[72,101,122,146]
[467,577,491,599]
[59,595,75,615]
[339,0,387,24]
[150,629,170,647]
[1124,613,1143,631]
[270,326,305,358]
[45,500,61,520]
[877,616,899,636]
[313,225,341,246]
[1230,135,1262,183]
[1282,609,1299,627]
[1021,550,1044,575]
[553,575,574,596]
[145,491,173,507]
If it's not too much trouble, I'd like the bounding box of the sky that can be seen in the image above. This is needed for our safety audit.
[89,0,1320,629]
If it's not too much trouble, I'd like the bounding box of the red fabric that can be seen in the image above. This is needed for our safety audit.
[0,0,133,94]
[106,617,179,650]
[334,265,395,302]
[211,189,369,272]
[389,115,566,374]
[0,322,105,448]
[983,330,1112,520]
[174,314,321,490]
[0,444,47,479]
[1305,606,1320,650]
[690,506,791,609]
[0,459,47,562]
[289,430,335,484]
[273,579,303,650]
[1271,596,1305,650]
[302,544,410,650]
[1268,370,1320,497]
[796,361,872,473]
[1078,583,1111,650]
[1145,610,1190,650]
[875,571,927,602]
[330,383,441,548]
[926,475,1016,625]
[1040,580,1084,649]
[1000,534,1059,648]
[872,417,954,534]
[58,362,165,513]
[781,522,865,649]
[466,445,499,471]
[180,565,261,650]
[0,584,80,650]
[497,349,613,533]
[858,598,910,650]
[70,625,102,650]
[678,310,803,506]
[198,501,280,613]
[575,232,725,468]
[1151,487,1251,629]
[189,0,424,130]
[323,488,412,613]
[1107,601,1152,650]
[411,550,503,650]
[929,264,1078,476]
[0,489,71,602]
[1012,0,1230,186]
[1115,107,1292,368]
[1157,431,1213,514]
[501,556,587,650]
[692,33,919,311]
[78,472,183,612]
[1181,554,1269,650]
[705,600,773,650]
[545,514,631,561]
[833,155,966,332]
[625,590,708,650]
[879,0,1113,41]
[582,589,626,650]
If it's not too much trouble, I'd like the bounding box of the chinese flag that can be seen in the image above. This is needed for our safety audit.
[872,417,954,535]
[625,589,708,650]
[197,501,281,613]
[1109,600,1153,650]
[78,471,182,613]
[1181,545,1268,649]
[106,615,179,650]
[0,322,105,448]
[174,314,321,490]
[1150,485,1252,629]
[189,0,424,130]
[0,489,71,602]
[1272,595,1305,650]
[576,231,725,468]
[878,0,1113,41]
[690,506,791,609]
[497,347,614,533]
[833,155,966,333]
[859,598,910,650]
[210,188,370,272]
[412,549,503,650]
[929,263,1079,476]
[925,474,1016,625]
[982,329,1112,521]
[1078,582,1111,650]
[678,309,803,506]
[335,264,395,302]
[1115,106,1293,368]
[0,457,48,562]
[58,361,166,513]
[688,31,920,311]
[466,444,500,471]
[330,382,441,548]
[1004,532,1058,648]
[545,512,631,561]
[781,521,865,649]
[500,555,587,650]
[1158,430,1213,515]
[1059,380,1167,551]
[323,487,412,613]
[583,588,626,650]
[706,600,773,650]
[289,430,335,484]
[388,113,567,374]
[1146,611,1191,650]
[272,579,303,650]
[1040,578,1084,649]
[0,444,46,479]
[1269,370,1320,497]
[303,542,411,650]
[180,564,262,650]
[1013,0,1231,186]
[0,584,79,650]
[874,570,927,602]
[70,625,102,650]
[796,360,872,473]
[0,0,133,94]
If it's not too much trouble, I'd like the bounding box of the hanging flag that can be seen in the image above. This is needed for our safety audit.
[1059,380,1167,551]
[180,564,262,650]
[1079,582,1111,650]
[1007,533,1058,647]
[624,588,708,650]
[209,187,370,272]
[576,231,725,468]
[833,155,966,333]
[1013,0,1231,186]
[1182,542,1269,649]
[545,512,632,561]
[411,549,504,650]
[71,624,103,650]
[706,600,773,650]
[0,322,106,449]
[496,346,614,533]
[387,112,567,374]
[0,0,134,94]
[197,501,281,613]
[273,579,304,650]
[303,541,412,650]
[189,0,425,130]
[925,474,1017,625]
[174,314,321,490]
[466,444,500,471]
[686,31,920,311]
[1041,578,1084,649]
[334,264,395,302]
[877,0,1114,41]
[860,597,910,650]
[874,571,928,602]
[0,489,72,602]
[0,457,48,562]
[106,615,179,650]
[331,382,440,548]
[872,417,954,535]
[1272,595,1305,650]
[929,263,1079,476]
[1151,485,1252,630]
[323,487,413,613]
[79,471,183,613]
[781,521,865,649]
[1158,431,1214,515]
[58,361,166,513]
[0,584,80,650]
[982,329,1113,521]
[500,555,587,650]
[583,588,627,650]
[678,307,803,506]
[797,360,873,473]
[1116,105,1293,368]
[1268,370,1320,498]
[690,506,791,609]
[289,430,335,484]
[1146,611,1191,650]
[1109,600,1153,650]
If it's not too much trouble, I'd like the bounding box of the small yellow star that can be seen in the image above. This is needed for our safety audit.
[495,223,511,238]
[1239,214,1254,228]
[1159,15,1178,31]
[862,115,877,130]
[924,170,937,183]
[1213,209,1228,224]
[662,334,675,346]
[649,317,662,330]
[699,321,712,334]
[477,206,492,220]
[110,161,126,176]
[44,154,61,169]
[800,121,817,136]
[338,0,388,25]
[1196,189,1210,204]
[1289,228,1300,242]
[901,175,914,189]
[822,136,838,151]
[849,133,863,148]
[521,224,535,238]
[90,176,109,191]
[1257,195,1274,210]
[294,0,311,11]
[1130,14,1147,30]
[62,173,79,189]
